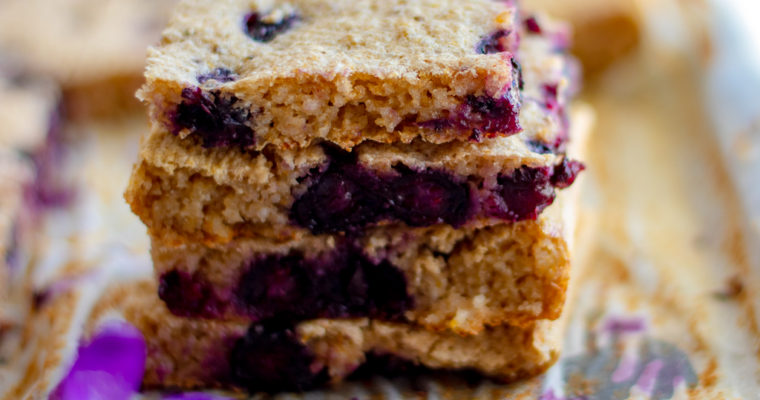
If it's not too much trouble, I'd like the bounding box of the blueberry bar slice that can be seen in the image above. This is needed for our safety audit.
[126,30,578,243]
[152,201,572,333]
[56,279,566,395]
[139,0,524,150]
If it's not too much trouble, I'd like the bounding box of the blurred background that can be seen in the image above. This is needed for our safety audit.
[0,0,759,398]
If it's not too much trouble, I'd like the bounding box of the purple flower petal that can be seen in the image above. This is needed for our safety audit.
[51,320,146,400]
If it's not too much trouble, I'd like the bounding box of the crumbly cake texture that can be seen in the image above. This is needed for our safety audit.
[126,31,577,243]
[151,203,569,333]
[84,280,562,393]
[139,0,527,150]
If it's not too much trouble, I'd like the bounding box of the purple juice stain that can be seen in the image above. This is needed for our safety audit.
[51,320,146,400]
[173,87,254,149]
[229,321,329,393]
[244,11,299,42]
[544,315,697,400]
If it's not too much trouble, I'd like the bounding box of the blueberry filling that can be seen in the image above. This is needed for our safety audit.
[172,88,254,148]
[244,11,299,42]
[159,245,413,321]
[418,59,522,138]
[229,321,329,393]
[291,145,581,234]
[236,246,411,320]
[158,270,225,317]
[197,68,238,84]
[476,29,513,54]
[291,148,471,234]
[550,157,585,189]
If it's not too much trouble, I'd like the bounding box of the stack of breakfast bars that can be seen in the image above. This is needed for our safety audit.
[122,0,587,393]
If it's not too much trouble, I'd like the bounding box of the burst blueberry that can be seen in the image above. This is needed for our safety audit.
[173,88,254,148]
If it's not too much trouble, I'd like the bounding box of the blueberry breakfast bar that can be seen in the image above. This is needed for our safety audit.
[138,0,524,150]
[60,279,566,395]
[126,30,578,243]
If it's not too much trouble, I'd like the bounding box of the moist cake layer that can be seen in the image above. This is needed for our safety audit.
[79,280,563,394]
[127,129,581,243]
[140,0,532,150]
[152,202,570,334]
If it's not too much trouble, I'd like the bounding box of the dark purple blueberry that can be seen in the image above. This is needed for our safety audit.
[476,30,513,54]
[290,169,381,234]
[390,169,470,227]
[362,259,413,319]
[244,11,299,43]
[230,322,329,393]
[234,246,412,321]
[458,92,521,136]
[197,68,238,84]
[551,158,585,189]
[236,254,309,320]
[493,166,556,221]
[158,270,225,317]
[173,87,254,149]
[524,16,542,34]
[543,84,559,111]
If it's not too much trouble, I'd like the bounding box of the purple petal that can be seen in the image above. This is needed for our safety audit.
[52,320,146,400]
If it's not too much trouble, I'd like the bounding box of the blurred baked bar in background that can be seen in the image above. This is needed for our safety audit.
[523,0,641,77]
[0,64,65,356]
[0,0,177,120]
